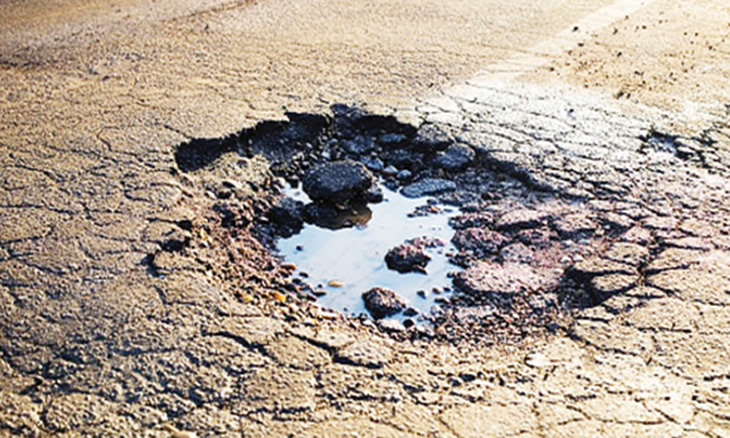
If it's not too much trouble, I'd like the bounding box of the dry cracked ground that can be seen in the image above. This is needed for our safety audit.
[1,0,730,436]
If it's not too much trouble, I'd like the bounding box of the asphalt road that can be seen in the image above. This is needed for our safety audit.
[1,0,729,436]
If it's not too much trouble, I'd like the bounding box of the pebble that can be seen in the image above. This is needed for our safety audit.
[379,319,406,333]
[396,169,412,180]
[328,280,344,288]
[433,144,475,170]
[403,307,419,317]
[401,178,457,198]
[361,156,384,172]
[379,133,408,146]
[362,287,407,319]
[382,165,398,177]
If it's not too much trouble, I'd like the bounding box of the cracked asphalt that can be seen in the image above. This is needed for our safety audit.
[1,0,730,436]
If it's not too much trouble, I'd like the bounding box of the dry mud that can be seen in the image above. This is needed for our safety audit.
[1,0,730,436]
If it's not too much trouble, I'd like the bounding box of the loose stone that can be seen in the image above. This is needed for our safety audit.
[396,169,413,180]
[302,160,374,204]
[433,144,475,170]
[382,165,398,177]
[341,136,376,155]
[362,287,407,319]
[401,178,457,198]
[385,242,431,274]
[378,319,406,333]
[412,123,452,152]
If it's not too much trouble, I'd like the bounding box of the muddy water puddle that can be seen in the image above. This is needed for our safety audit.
[277,186,460,319]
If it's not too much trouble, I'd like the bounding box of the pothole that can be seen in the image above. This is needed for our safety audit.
[171,103,667,343]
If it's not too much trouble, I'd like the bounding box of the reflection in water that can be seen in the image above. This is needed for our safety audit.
[278,186,459,319]
[305,203,372,230]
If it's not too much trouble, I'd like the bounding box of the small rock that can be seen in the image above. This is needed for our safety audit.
[379,133,408,147]
[362,287,407,319]
[379,319,406,333]
[360,156,384,172]
[382,165,398,177]
[433,144,475,170]
[302,160,374,204]
[403,307,419,317]
[365,186,384,203]
[396,169,412,180]
[341,136,376,155]
[401,178,457,198]
[267,198,305,238]
[412,124,452,152]
[382,148,422,169]
[385,242,431,274]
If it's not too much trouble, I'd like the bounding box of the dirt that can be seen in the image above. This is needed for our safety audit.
[2,0,730,436]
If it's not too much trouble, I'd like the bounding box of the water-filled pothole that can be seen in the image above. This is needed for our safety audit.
[173,104,631,343]
[276,184,460,320]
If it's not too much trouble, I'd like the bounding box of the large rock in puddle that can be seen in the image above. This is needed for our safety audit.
[303,160,374,205]
[362,287,407,319]
[385,242,431,274]
[384,237,444,274]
